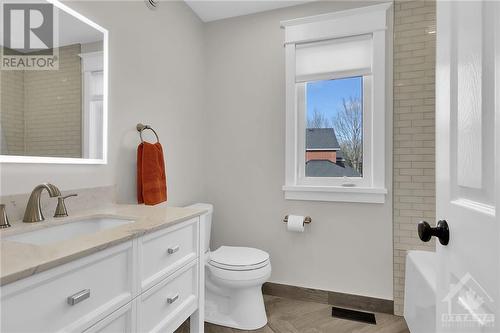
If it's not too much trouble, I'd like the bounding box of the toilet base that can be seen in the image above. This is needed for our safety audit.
[205,286,267,330]
[205,285,268,330]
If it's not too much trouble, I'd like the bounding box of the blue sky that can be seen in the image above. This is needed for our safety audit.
[306,76,362,121]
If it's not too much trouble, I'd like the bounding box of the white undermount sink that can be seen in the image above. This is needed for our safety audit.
[4,217,135,245]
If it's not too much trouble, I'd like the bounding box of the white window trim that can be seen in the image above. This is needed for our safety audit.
[80,51,104,160]
[281,3,393,204]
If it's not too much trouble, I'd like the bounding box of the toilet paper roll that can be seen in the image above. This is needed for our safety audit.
[287,215,305,232]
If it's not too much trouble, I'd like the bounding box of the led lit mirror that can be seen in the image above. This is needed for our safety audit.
[0,0,108,164]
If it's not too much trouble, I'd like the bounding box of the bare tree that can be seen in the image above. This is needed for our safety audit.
[333,97,363,173]
[307,108,330,128]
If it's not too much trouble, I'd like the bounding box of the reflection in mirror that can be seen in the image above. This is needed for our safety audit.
[0,0,107,162]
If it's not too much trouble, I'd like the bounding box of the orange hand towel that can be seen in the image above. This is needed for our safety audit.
[137,142,167,205]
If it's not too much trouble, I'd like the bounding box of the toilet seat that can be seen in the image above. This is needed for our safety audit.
[207,259,271,283]
[209,246,269,271]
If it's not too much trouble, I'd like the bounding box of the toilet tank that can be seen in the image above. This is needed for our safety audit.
[185,203,213,253]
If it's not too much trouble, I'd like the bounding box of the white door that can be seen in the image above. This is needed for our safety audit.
[435,1,499,332]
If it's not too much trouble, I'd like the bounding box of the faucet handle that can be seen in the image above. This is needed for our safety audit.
[0,204,11,228]
[54,194,78,218]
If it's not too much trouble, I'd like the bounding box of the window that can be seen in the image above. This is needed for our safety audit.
[304,77,364,179]
[281,4,392,203]
[80,52,104,159]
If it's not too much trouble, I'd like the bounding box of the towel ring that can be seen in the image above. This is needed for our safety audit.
[137,123,159,143]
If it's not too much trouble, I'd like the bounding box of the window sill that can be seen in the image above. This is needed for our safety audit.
[282,185,387,203]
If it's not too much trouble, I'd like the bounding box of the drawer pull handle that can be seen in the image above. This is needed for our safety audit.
[167,294,179,304]
[67,289,90,306]
[167,245,180,254]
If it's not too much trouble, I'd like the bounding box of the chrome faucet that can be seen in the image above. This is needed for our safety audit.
[23,183,61,223]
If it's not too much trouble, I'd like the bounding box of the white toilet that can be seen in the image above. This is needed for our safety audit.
[186,203,271,330]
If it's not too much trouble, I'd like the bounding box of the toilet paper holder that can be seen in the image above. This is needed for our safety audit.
[283,215,312,224]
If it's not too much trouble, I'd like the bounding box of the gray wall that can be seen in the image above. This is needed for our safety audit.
[0,1,207,207]
[0,0,399,301]
[203,1,393,300]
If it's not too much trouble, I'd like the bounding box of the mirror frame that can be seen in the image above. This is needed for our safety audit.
[0,0,108,164]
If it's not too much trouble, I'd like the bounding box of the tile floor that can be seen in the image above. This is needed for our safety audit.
[175,295,410,333]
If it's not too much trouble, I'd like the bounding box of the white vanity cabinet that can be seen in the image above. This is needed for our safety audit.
[1,216,205,333]
[139,219,199,291]
[84,301,137,333]
[137,260,199,333]
[1,241,136,333]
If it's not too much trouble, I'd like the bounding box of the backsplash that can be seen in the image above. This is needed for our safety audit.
[0,186,116,222]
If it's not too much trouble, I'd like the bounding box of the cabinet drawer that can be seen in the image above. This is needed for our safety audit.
[140,217,198,290]
[1,242,135,333]
[138,259,198,333]
[83,300,135,333]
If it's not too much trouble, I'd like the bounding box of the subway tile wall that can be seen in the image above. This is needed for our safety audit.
[24,44,82,158]
[0,44,82,158]
[0,68,25,155]
[393,0,436,316]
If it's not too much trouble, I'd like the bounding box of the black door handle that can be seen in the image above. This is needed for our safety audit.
[418,220,449,246]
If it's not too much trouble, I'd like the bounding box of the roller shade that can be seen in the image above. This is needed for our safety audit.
[295,34,372,82]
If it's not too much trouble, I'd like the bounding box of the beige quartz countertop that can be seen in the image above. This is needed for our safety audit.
[0,204,207,286]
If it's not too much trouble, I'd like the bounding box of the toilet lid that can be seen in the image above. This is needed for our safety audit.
[209,246,269,269]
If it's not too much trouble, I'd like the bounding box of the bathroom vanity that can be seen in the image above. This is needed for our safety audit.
[0,205,206,333]
[0,1,206,330]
